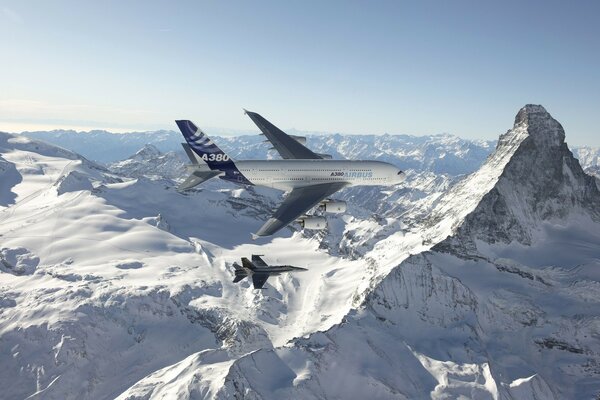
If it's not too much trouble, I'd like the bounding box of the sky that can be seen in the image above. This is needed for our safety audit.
[1,0,599,145]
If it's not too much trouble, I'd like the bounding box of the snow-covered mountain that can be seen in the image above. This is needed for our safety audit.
[22,129,183,163]
[0,130,402,399]
[1,105,599,399]
[192,105,600,399]
[108,144,186,181]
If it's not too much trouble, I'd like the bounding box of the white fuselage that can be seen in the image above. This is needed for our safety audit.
[233,159,404,191]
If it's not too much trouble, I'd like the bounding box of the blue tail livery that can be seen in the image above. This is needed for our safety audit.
[176,120,234,169]
[175,120,252,185]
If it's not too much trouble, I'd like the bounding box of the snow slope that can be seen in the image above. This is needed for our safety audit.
[195,105,600,399]
[2,105,599,399]
[0,132,413,399]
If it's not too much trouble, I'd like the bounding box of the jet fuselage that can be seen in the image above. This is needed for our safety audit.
[193,159,404,191]
[240,264,308,276]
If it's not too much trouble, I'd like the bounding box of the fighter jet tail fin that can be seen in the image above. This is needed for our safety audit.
[241,257,257,270]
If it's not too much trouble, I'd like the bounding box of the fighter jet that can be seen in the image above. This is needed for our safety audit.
[232,255,307,289]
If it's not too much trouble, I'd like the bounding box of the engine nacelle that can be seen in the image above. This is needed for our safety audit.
[299,216,327,230]
[289,135,307,145]
[321,200,347,213]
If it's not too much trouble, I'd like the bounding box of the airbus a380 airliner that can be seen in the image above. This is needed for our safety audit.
[175,110,405,238]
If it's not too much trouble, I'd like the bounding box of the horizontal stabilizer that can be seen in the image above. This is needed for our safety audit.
[232,262,248,284]
[177,170,221,191]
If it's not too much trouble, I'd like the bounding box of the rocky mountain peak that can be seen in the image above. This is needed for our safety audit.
[108,144,185,180]
[133,144,162,159]
[441,104,600,250]
[507,104,565,149]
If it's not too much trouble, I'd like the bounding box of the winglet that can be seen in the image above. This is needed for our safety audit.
[251,233,260,241]
[243,108,249,115]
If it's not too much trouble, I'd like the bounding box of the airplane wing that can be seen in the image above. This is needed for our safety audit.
[251,255,269,267]
[244,110,322,160]
[252,273,270,289]
[253,182,348,238]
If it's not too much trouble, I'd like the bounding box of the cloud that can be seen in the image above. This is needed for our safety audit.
[2,7,23,24]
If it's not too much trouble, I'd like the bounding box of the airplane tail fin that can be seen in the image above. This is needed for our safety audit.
[177,142,222,191]
[175,120,234,171]
[232,262,248,283]
[181,143,205,165]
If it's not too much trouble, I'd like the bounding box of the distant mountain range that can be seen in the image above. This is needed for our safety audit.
[23,128,600,179]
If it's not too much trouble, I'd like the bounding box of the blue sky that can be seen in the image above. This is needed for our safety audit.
[1,1,599,145]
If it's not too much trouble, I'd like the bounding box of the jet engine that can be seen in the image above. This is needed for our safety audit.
[321,200,347,213]
[289,135,307,145]
[299,216,327,230]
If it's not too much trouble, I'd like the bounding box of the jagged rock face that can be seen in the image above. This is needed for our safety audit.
[131,144,163,160]
[444,105,600,248]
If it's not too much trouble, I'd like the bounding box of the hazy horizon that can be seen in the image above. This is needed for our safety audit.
[2,1,599,146]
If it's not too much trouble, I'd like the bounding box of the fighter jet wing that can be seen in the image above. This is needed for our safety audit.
[251,255,269,267]
[252,273,270,289]
[253,182,348,238]
[244,110,322,160]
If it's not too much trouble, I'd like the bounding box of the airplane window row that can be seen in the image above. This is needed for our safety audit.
[287,169,344,172]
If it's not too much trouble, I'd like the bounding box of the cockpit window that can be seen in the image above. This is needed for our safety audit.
[397,171,403,174]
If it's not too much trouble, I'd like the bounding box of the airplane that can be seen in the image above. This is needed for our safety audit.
[232,255,307,289]
[175,110,405,238]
